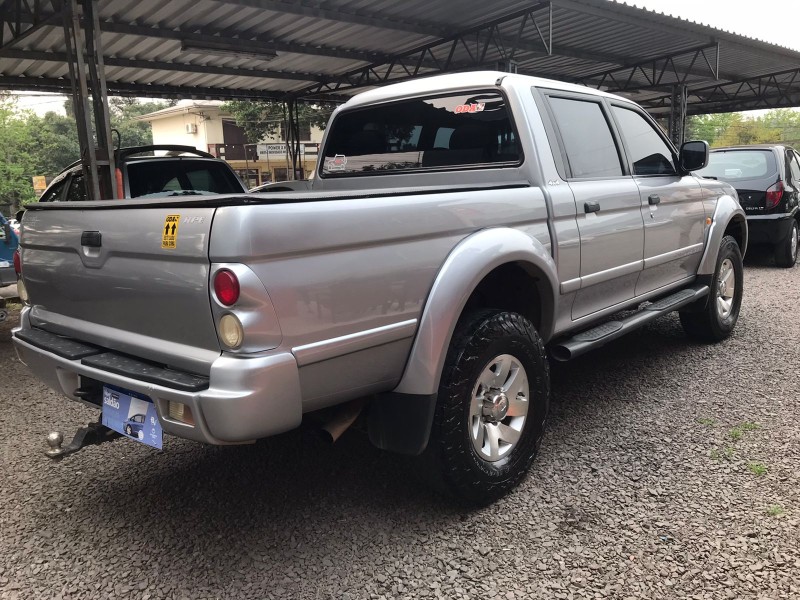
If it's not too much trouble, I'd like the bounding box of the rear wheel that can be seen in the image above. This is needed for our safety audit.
[774,219,798,268]
[425,309,549,506]
[680,235,743,342]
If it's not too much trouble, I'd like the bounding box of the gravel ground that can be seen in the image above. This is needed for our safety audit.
[1,253,799,600]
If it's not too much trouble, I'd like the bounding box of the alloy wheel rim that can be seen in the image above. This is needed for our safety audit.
[791,224,798,261]
[468,354,529,462]
[716,258,736,319]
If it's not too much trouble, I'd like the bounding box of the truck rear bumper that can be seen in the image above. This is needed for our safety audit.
[12,312,302,445]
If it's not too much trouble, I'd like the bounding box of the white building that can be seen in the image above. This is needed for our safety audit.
[136,100,325,187]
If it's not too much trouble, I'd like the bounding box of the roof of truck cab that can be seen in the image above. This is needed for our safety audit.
[339,71,636,109]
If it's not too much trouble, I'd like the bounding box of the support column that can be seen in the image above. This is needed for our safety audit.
[668,84,688,147]
[61,0,116,200]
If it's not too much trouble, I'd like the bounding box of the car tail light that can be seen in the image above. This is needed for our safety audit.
[13,248,21,275]
[115,168,124,199]
[213,269,240,306]
[168,401,194,425]
[765,181,784,210]
[218,314,244,348]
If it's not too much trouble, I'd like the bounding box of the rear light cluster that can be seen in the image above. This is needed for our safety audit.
[168,401,195,425]
[214,269,240,305]
[213,269,244,349]
[765,181,784,210]
[13,249,29,305]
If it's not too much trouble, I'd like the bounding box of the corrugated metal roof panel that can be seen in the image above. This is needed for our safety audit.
[1,0,798,112]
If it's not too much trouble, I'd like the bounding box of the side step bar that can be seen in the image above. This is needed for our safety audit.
[550,285,710,361]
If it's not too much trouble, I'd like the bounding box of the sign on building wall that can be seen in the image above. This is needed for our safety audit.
[256,143,319,157]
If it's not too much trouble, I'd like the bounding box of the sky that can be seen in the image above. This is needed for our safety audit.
[12,0,800,115]
[623,0,800,52]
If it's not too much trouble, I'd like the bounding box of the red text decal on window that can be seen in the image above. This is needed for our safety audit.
[454,103,486,114]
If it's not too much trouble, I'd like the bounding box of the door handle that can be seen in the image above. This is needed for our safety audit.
[80,231,102,247]
[648,195,661,206]
[584,201,600,213]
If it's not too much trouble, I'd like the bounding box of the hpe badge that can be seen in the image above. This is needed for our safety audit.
[162,214,180,249]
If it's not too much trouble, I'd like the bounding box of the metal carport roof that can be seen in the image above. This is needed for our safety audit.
[2,0,800,115]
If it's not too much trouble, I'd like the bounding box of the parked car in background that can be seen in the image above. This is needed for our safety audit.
[0,213,19,290]
[36,145,248,203]
[696,145,800,267]
[249,180,311,193]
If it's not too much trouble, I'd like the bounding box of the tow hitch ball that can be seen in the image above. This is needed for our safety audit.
[44,422,121,460]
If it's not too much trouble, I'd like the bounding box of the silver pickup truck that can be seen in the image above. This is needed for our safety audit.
[13,72,746,504]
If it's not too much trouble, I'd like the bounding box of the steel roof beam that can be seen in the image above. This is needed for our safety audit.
[0,47,345,83]
[575,44,739,93]
[0,0,61,54]
[294,3,556,97]
[0,75,291,99]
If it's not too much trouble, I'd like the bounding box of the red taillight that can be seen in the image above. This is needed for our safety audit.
[214,269,240,306]
[765,181,784,210]
[13,249,21,275]
[115,168,125,199]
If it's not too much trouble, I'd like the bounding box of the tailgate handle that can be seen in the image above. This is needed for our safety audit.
[648,195,661,206]
[584,201,600,213]
[81,231,102,247]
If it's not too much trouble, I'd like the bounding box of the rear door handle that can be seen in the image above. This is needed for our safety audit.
[648,195,661,206]
[584,201,600,213]
[81,231,102,247]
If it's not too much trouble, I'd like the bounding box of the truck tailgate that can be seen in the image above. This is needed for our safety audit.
[21,206,220,374]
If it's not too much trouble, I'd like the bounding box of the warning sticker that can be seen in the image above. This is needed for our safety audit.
[161,214,180,249]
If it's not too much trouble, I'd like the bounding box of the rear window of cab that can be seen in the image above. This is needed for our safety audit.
[695,150,778,181]
[320,90,522,177]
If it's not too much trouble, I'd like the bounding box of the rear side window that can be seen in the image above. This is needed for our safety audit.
[547,97,623,178]
[611,106,676,176]
[127,160,244,198]
[790,154,800,184]
[320,90,522,177]
[38,178,67,203]
[64,174,88,202]
[695,150,778,181]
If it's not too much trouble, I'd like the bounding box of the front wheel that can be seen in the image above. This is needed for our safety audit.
[425,310,549,506]
[680,235,743,342]
[774,219,798,268]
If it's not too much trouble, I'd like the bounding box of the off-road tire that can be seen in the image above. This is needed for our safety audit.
[680,235,743,342]
[424,309,549,506]
[774,219,798,268]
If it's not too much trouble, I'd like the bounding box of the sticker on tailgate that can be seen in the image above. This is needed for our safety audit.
[161,214,180,249]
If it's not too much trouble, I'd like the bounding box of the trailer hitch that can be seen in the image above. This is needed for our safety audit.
[44,422,121,460]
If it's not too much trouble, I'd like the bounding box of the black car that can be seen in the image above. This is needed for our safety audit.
[37,145,248,203]
[696,145,800,267]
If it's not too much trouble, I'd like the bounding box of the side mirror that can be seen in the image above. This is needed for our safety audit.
[680,140,709,172]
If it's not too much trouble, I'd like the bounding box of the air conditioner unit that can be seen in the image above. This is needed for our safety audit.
[185,123,198,134]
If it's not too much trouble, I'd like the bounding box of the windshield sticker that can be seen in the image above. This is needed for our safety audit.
[161,214,180,249]
[454,103,485,114]
[329,154,348,171]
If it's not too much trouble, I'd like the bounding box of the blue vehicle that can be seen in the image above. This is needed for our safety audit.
[0,213,19,322]
[123,414,146,439]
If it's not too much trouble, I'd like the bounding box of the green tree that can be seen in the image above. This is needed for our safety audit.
[0,95,37,211]
[109,97,176,148]
[221,100,335,143]
[686,113,740,147]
